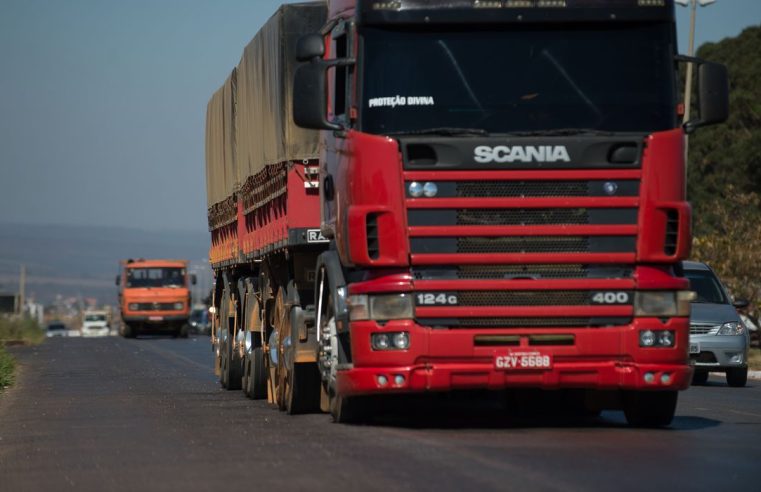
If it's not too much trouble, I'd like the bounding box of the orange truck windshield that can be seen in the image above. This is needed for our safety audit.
[126,267,186,288]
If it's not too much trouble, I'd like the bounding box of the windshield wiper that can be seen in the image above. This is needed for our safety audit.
[386,127,489,137]
[509,128,614,137]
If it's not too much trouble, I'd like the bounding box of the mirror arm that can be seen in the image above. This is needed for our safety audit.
[308,57,356,132]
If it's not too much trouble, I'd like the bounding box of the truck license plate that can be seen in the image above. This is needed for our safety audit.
[148,316,164,322]
[494,350,552,371]
[689,342,700,354]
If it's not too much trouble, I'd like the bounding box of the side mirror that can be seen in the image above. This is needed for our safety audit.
[191,274,197,285]
[293,62,341,131]
[296,33,324,62]
[115,275,120,286]
[733,298,749,309]
[680,56,729,133]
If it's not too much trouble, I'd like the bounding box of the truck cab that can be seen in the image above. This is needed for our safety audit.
[116,259,194,338]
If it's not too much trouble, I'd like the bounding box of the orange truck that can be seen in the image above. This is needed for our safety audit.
[116,259,195,338]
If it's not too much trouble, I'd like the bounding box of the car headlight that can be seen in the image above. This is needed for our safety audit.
[634,291,693,317]
[717,321,745,336]
[348,294,413,321]
[128,303,139,310]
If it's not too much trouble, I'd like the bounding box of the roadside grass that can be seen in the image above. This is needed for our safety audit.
[748,347,761,371]
[0,348,14,388]
[0,317,45,390]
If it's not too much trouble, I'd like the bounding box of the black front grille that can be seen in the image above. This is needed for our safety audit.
[458,236,586,254]
[132,302,180,311]
[458,208,589,225]
[411,236,636,254]
[418,317,632,328]
[458,181,588,197]
[413,264,634,280]
[407,208,638,227]
[455,291,632,307]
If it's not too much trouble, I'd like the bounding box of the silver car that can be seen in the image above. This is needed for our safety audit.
[683,261,749,387]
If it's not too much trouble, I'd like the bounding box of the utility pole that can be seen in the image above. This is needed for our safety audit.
[18,264,26,316]
[677,0,717,162]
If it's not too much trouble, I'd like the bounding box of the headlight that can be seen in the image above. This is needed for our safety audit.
[639,329,675,348]
[128,303,139,310]
[634,291,692,317]
[173,302,184,310]
[348,294,413,321]
[717,322,745,336]
[371,331,410,351]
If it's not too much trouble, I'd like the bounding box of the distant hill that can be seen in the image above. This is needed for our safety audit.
[0,223,212,305]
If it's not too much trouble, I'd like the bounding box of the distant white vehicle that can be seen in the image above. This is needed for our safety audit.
[81,310,110,337]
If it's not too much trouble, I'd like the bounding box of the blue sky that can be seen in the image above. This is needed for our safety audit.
[0,0,759,232]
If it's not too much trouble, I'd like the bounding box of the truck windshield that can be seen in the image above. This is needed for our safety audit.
[360,22,676,135]
[126,268,185,288]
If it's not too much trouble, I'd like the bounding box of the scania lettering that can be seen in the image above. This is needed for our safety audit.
[204,0,728,427]
[474,145,571,164]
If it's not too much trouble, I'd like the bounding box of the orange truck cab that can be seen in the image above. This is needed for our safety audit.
[116,259,195,338]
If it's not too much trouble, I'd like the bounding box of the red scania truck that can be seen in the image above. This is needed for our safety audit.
[205,0,728,426]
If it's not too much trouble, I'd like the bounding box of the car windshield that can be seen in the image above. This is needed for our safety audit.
[685,270,729,304]
[47,324,65,331]
[360,22,676,135]
[126,268,185,288]
[84,314,107,322]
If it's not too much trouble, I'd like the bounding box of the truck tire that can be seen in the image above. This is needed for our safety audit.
[286,363,321,415]
[122,323,136,339]
[220,327,242,390]
[726,367,748,387]
[623,390,678,427]
[330,394,370,424]
[691,370,709,385]
[245,347,267,399]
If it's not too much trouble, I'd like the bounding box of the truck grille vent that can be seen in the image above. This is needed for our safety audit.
[457,181,588,198]
[131,303,181,311]
[458,236,588,254]
[458,208,590,226]
[366,213,379,260]
[413,264,634,280]
[418,317,632,328]
[456,291,632,307]
[664,210,679,255]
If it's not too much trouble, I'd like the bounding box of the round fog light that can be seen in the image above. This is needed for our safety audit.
[644,372,655,384]
[640,330,656,347]
[408,182,423,198]
[661,373,672,385]
[392,332,410,350]
[394,375,405,386]
[377,375,388,387]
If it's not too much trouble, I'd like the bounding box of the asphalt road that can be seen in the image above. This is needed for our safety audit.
[1,337,759,492]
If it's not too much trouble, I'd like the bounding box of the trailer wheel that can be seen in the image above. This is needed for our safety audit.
[623,390,677,427]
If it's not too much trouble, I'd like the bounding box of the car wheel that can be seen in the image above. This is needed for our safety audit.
[691,370,709,386]
[726,367,748,387]
[623,390,678,427]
